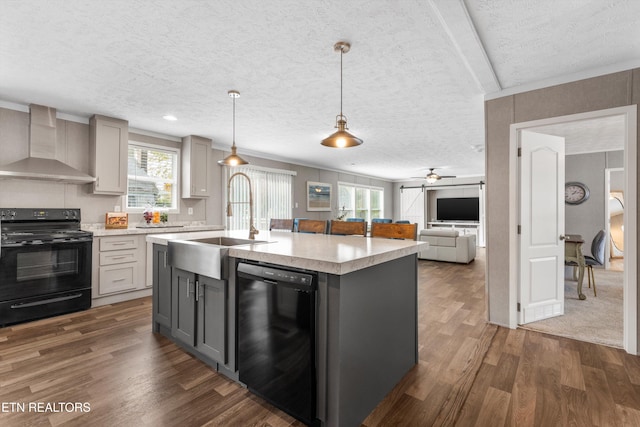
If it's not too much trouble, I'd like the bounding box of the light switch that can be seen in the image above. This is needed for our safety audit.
[188,207,193,215]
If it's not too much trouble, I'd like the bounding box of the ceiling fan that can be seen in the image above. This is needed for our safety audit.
[413,168,456,183]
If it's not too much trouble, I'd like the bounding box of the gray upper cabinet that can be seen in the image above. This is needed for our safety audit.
[181,135,211,198]
[89,115,129,195]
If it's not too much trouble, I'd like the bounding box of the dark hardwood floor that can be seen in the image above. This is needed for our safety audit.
[1,250,639,426]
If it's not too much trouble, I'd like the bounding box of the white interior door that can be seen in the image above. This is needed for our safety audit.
[519,130,565,324]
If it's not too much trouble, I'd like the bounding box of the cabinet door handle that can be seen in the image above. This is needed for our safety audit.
[111,255,128,260]
[163,252,167,268]
[195,280,200,302]
[186,278,191,297]
[113,278,126,283]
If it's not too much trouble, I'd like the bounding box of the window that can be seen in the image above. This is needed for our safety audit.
[337,182,384,222]
[400,187,425,227]
[127,142,179,212]
[226,166,294,231]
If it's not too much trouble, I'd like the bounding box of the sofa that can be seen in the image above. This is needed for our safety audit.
[417,229,476,264]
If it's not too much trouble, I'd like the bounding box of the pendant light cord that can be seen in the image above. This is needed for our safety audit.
[340,46,343,117]
[232,95,236,147]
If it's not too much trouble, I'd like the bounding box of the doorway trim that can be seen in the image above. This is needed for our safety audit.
[508,105,637,354]
[605,167,624,270]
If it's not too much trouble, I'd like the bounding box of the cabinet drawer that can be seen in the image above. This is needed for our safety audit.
[100,236,138,251]
[100,250,137,266]
[99,263,138,295]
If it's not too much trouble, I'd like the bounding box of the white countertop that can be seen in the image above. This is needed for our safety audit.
[84,224,224,237]
[146,230,426,275]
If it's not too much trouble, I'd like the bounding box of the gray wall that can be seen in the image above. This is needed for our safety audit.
[565,150,623,248]
[0,107,393,228]
[485,69,639,347]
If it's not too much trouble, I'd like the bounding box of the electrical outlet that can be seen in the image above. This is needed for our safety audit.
[114,205,121,212]
[188,207,193,215]
[295,202,298,208]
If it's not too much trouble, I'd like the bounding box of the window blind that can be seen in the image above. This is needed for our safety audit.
[226,166,293,231]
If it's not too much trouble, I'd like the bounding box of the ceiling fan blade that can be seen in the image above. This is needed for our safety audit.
[439,175,456,178]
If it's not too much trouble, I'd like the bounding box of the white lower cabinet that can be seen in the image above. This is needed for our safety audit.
[93,235,145,300]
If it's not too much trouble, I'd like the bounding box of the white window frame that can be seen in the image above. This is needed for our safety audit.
[337,181,384,223]
[126,141,180,214]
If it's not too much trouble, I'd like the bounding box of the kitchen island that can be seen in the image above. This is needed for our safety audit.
[147,230,425,427]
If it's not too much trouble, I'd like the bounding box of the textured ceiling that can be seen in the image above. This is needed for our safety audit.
[530,115,626,156]
[0,0,639,180]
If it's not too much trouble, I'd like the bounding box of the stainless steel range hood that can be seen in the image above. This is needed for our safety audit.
[0,104,96,183]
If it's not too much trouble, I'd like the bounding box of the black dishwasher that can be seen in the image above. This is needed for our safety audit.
[237,261,318,426]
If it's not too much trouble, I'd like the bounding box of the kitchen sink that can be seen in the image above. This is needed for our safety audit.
[167,237,267,279]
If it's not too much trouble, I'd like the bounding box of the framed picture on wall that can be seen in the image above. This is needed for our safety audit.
[307,181,332,211]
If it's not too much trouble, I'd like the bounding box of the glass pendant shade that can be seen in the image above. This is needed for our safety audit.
[425,174,439,184]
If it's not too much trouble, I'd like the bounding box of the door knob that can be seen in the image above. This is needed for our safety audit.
[559,235,567,240]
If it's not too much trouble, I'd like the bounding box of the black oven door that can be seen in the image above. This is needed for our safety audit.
[0,240,92,326]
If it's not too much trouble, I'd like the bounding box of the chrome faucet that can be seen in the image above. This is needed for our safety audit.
[226,172,259,240]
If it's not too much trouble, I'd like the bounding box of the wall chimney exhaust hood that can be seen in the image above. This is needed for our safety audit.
[0,104,96,184]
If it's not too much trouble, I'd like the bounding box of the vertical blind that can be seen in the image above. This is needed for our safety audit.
[226,166,294,231]
[400,187,425,227]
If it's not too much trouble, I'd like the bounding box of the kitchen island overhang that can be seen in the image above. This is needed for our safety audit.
[147,230,425,426]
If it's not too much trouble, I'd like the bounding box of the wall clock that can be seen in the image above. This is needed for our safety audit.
[565,182,590,205]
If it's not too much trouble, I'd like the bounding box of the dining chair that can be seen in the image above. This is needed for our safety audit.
[371,218,392,224]
[269,218,294,232]
[292,218,308,232]
[296,219,328,234]
[329,220,367,236]
[583,230,606,296]
[370,222,417,240]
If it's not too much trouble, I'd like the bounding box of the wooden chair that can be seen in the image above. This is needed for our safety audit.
[269,218,294,231]
[296,219,328,234]
[329,220,367,236]
[370,222,417,240]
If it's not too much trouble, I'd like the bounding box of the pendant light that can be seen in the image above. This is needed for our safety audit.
[321,41,363,148]
[218,90,249,166]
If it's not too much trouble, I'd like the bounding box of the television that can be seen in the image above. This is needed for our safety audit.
[436,197,479,222]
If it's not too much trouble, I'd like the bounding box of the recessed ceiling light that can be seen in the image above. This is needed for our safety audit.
[163,115,178,121]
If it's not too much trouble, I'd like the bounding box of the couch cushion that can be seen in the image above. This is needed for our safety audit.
[420,235,457,247]
[419,229,459,238]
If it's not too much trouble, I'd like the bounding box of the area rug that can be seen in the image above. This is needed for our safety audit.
[519,268,623,348]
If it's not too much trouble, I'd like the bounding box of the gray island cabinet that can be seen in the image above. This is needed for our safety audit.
[147,231,425,427]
